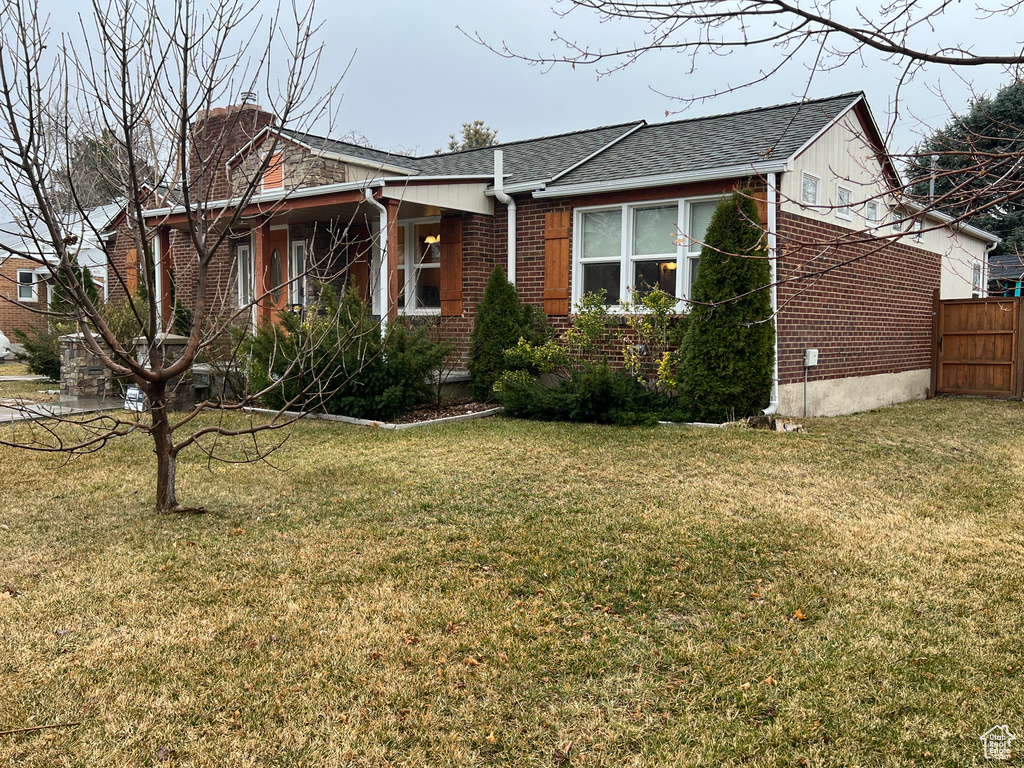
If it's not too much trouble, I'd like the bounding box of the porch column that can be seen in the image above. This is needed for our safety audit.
[386,198,400,323]
[255,220,272,325]
[159,228,173,329]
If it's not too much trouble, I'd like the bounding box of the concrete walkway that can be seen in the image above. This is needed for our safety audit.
[0,394,117,423]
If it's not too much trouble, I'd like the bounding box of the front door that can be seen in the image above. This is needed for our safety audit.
[266,227,289,315]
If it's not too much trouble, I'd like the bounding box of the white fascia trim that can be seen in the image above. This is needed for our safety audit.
[533,162,788,198]
[382,174,493,184]
[485,181,547,196]
[788,95,862,163]
[901,199,1001,244]
[145,178,387,218]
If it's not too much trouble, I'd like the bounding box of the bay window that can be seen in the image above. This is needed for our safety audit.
[575,197,720,308]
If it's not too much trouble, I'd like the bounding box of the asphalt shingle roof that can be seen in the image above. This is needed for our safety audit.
[275,93,864,191]
[410,122,643,183]
[552,93,862,188]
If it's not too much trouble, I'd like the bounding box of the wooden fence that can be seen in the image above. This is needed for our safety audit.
[931,291,1024,398]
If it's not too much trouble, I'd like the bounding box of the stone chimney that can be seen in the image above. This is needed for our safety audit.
[188,103,276,202]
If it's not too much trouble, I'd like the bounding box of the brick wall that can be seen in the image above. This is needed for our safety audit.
[776,211,939,387]
[1,256,49,339]
[189,104,275,203]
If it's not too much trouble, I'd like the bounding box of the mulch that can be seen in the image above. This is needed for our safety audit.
[388,400,497,425]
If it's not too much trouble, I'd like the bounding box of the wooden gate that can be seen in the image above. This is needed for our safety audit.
[932,292,1024,398]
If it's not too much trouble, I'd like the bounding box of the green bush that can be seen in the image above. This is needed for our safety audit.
[245,287,451,421]
[13,323,68,381]
[679,191,774,422]
[468,266,547,401]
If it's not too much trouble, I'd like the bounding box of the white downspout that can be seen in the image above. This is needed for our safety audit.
[363,185,389,335]
[763,172,780,415]
[493,150,517,285]
[153,230,164,333]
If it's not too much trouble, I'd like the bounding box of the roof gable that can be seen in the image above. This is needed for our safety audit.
[550,93,865,190]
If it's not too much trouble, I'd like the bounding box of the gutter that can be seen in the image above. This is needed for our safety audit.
[492,150,517,285]
[144,175,495,221]
[763,172,780,416]
[532,162,789,199]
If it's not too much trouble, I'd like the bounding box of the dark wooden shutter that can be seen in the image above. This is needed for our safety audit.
[440,217,463,317]
[543,210,571,316]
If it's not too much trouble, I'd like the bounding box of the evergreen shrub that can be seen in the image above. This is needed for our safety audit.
[679,191,775,422]
[468,266,547,401]
[245,286,451,421]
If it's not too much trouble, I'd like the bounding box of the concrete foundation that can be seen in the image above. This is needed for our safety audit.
[778,368,930,417]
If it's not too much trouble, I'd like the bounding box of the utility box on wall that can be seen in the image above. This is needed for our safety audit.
[804,348,819,367]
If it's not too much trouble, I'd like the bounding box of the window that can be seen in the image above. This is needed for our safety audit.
[800,173,820,206]
[836,185,852,219]
[912,219,924,243]
[865,200,879,226]
[232,240,252,308]
[290,239,306,308]
[575,198,719,308]
[972,260,984,298]
[17,270,37,302]
[395,219,441,313]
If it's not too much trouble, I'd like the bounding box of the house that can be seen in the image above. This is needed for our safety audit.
[0,207,115,348]
[110,93,997,417]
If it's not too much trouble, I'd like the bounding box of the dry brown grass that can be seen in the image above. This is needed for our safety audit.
[1,397,1022,766]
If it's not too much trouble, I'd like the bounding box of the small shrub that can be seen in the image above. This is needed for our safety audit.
[13,323,68,381]
[468,266,547,401]
[245,286,451,421]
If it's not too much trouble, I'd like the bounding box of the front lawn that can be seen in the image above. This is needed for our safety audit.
[1,398,1022,766]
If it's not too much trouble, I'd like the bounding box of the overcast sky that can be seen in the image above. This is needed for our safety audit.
[317,1,1021,157]
[37,0,1024,158]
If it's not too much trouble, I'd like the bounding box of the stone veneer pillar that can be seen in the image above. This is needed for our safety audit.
[59,333,113,399]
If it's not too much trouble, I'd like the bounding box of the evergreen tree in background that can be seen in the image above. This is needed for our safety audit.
[908,80,1024,257]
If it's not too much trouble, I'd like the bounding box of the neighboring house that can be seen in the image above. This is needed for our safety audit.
[0,206,115,343]
[117,93,996,417]
[988,250,1024,296]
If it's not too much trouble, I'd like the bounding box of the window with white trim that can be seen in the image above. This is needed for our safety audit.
[290,239,306,308]
[395,218,441,313]
[836,185,852,219]
[800,173,820,206]
[17,269,37,302]
[865,200,879,226]
[912,219,924,243]
[972,260,983,298]
[232,240,252,308]
[575,198,719,308]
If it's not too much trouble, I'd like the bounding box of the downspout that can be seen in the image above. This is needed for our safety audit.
[763,173,780,415]
[153,229,164,333]
[493,150,517,285]
[363,185,389,335]
[984,239,998,298]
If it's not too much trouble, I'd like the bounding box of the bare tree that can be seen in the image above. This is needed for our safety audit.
[0,0,382,513]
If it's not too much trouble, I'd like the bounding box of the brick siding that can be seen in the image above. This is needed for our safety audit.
[776,211,939,386]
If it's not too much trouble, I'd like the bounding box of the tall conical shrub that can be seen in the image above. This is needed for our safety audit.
[679,191,774,421]
[469,266,537,401]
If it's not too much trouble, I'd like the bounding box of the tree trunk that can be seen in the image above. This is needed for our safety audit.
[151,383,179,514]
